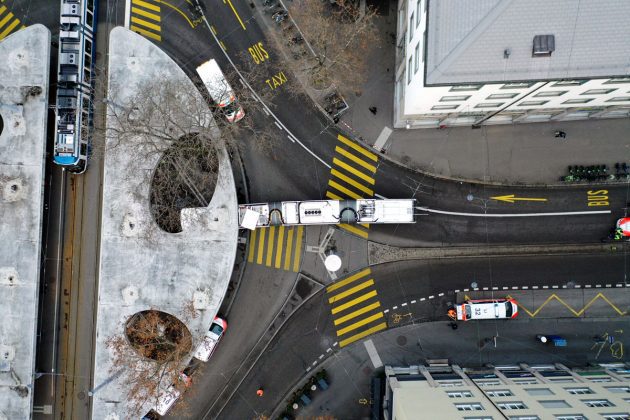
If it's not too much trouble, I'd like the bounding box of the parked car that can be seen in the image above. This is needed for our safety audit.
[193,316,228,362]
[456,298,519,321]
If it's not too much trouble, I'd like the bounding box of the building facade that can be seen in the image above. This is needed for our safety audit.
[395,0,630,129]
[383,361,630,420]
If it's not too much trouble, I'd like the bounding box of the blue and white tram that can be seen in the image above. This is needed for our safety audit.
[53,0,97,173]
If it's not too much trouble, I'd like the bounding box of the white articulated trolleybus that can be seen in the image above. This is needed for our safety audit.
[238,199,416,230]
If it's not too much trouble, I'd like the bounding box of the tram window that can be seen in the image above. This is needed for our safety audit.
[80,143,87,156]
[87,0,95,12]
[86,10,93,28]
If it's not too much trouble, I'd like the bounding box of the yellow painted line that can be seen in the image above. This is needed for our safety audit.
[130,25,162,41]
[334,302,381,325]
[283,228,294,271]
[132,0,160,12]
[491,194,547,203]
[265,226,275,266]
[329,279,374,304]
[327,268,371,292]
[338,134,378,162]
[256,227,266,265]
[339,322,387,348]
[223,0,246,30]
[331,169,373,196]
[274,226,285,268]
[325,190,343,201]
[220,40,227,51]
[337,312,383,336]
[247,229,257,263]
[131,16,160,31]
[0,11,13,29]
[332,158,375,184]
[158,0,195,28]
[0,17,18,39]
[331,290,378,315]
[132,6,160,22]
[359,223,370,229]
[515,293,628,318]
[335,147,376,173]
[292,226,304,272]
[339,223,369,239]
[581,293,626,316]
[328,180,361,200]
[210,25,217,35]
[0,6,6,16]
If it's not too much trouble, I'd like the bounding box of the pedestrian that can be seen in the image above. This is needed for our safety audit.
[369,106,377,115]
[554,130,566,139]
[256,387,264,397]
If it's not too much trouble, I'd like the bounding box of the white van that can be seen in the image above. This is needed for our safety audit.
[456,299,519,321]
[153,384,181,416]
[193,316,227,362]
[196,59,245,123]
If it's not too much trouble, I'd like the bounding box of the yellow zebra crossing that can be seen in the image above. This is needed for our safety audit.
[0,2,25,41]
[326,268,386,348]
[247,226,304,272]
[130,0,161,42]
[326,134,378,239]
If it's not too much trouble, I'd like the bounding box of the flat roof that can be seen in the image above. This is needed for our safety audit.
[425,0,630,85]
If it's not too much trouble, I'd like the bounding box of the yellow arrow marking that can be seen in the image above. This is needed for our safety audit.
[491,194,547,203]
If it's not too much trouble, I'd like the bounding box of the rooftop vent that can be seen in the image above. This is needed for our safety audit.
[533,35,555,57]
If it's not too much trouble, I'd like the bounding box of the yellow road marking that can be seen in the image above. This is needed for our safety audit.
[292,226,304,272]
[339,224,369,239]
[327,268,371,292]
[132,6,160,21]
[0,6,6,16]
[491,194,547,203]
[334,302,381,325]
[220,40,227,51]
[274,226,285,268]
[335,147,376,173]
[223,0,246,30]
[339,322,387,347]
[359,223,370,229]
[284,228,294,271]
[158,0,195,28]
[332,158,375,185]
[331,290,377,315]
[132,0,160,12]
[337,312,383,336]
[328,180,361,200]
[0,17,18,39]
[210,25,217,35]
[326,190,343,201]
[331,169,374,196]
[265,226,275,266]
[130,24,162,41]
[131,16,161,31]
[256,227,266,265]
[338,134,378,162]
[514,292,628,318]
[0,11,13,29]
[247,229,257,263]
[329,279,375,304]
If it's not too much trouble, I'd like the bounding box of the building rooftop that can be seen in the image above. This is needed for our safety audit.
[425,0,630,85]
[0,24,50,420]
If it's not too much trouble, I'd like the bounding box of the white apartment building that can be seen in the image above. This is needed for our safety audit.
[382,361,630,420]
[394,0,630,129]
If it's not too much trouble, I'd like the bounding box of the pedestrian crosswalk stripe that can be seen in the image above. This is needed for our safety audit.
[331,290,377,315]
[337,134,378,162]
[130,0,161,42]
[334,302,381,326]
[336,312,383,336]
[131,6,160,21]
[284,228,294,271]
[328,279,375,304]
[339,322,387,348]
[332,158,374,184]
[293,226,304,272]
[248,229,257,262]
[133,0,160,12]
[131,16,160,31]
[0,10,13,28]
[335,147,376,173]
[0,3,23,41]
[331,169,374,195]
[247,226,303,272]
[265,226,275,266]
[274,226,285,268]
[328,179,361,200]
[0,16,18,39]
[325,190,343,201]
[339,223,369,239]
[256,227,266,264]
[130,25,162,41]
[327,267,371,292]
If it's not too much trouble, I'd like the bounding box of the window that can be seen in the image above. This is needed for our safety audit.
[566,388,593,395]
[501,82,535,89]
[604,77,630,84]
[583,399,614,407]
[606,97,630,102]
[440,95,471,102]
[450,85,483,91]
[475,102,504,108]
[498,402,527,410]
[447,391,473,398]
[416,0,421,26]
[540,400,571,409]
[475,380,501,387]
[605,386,630,393]
[487,93,518,99]
[455,403,484,411]
[517,100,549,106]
[431,105,459,111]
[534,90,568,97]
[532,34,555,57]
[509,417,540,420]
[562,98,594,104]
[525,388,554,396]
[414,43,420,73]
[549,378,576,383]
[409,14,414,42]
[408,57,412,84]
[581,88,616,95]
[553,80,587,86]
[587,376,612,382]
[438,380,463,387]
[555,416,587,420]
[487,390,513,397]
[602,415,629,420]
[464,418,493,420]
[513,379,538,385]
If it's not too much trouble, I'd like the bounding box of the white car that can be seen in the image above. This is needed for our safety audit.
[153,384,181,416]
[456,299,519,321]
[193,316,227,362]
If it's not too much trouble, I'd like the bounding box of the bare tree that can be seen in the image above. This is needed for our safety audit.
[287,0,380,95]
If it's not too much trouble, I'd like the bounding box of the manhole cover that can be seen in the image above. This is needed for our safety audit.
[397,335,407,346]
